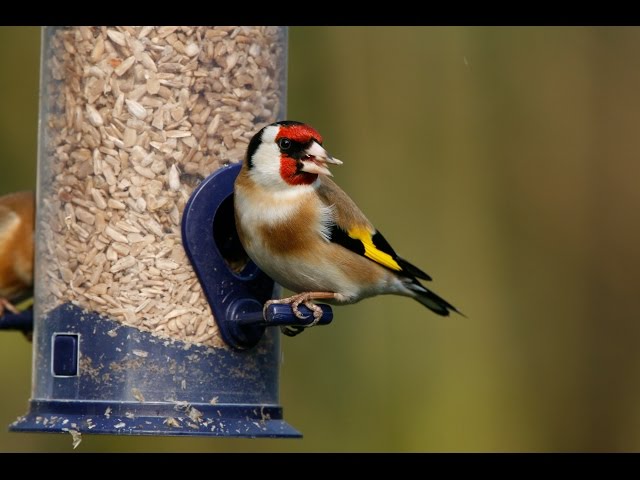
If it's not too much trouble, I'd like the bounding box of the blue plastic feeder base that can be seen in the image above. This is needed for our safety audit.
[11,303,300,438]
[10,401,300,437]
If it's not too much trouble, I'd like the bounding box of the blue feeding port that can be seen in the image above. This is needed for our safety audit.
[181,162,333,351]
[9,163,333,438]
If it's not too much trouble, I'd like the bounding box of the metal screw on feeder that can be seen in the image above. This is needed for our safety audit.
[3,26,330,440]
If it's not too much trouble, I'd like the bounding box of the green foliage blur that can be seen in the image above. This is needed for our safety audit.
[1,26,640,452]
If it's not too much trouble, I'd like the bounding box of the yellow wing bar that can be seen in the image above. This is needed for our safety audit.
[347,227,402,272]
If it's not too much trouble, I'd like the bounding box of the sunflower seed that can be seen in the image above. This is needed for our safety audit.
[40,26,286,348]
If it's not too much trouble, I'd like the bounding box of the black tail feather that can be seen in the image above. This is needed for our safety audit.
[396,257,432,281]
[407,280,463,317]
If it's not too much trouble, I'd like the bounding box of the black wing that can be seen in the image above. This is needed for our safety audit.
[328,224,432,281]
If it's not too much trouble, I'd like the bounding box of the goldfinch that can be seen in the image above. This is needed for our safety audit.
[234,121,461,336]
[0,191,35,317]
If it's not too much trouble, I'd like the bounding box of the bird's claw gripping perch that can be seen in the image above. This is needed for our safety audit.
[263,292,334,337]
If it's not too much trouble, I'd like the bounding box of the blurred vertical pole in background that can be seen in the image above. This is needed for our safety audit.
[477,27,596,450]
[472,27,640,450]
[583,28,640,451]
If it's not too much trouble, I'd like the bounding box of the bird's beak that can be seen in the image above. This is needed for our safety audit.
[300,141,343,177]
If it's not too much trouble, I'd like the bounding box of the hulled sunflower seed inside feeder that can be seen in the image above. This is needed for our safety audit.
[38,26,286,348]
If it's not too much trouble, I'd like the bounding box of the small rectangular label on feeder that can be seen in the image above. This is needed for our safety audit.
[52,334,79,377]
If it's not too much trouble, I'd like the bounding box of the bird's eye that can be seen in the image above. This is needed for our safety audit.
[278,138,292,150]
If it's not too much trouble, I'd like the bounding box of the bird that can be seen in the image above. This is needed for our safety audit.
[234,121,461,336]
[0,191,35,318]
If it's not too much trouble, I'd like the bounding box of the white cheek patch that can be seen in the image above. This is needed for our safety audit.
[260,125,278,143]
[250,142,284,188]
[249,125,289,190]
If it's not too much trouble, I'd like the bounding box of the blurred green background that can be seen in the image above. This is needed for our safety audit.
[1,26,640,452]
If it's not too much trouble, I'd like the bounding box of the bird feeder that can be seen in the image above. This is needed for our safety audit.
[5,26,330,439]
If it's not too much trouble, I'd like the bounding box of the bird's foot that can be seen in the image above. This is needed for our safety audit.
[0,297,19,317]
[263,295,300,319]
[264,291,336,337]
[290,296,324,326]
